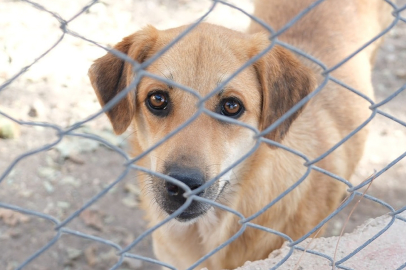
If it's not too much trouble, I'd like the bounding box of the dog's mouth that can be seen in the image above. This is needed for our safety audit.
[166,202,211,222]
[160,186,214,222]
[151,165,224,222]
[153,179,219,222]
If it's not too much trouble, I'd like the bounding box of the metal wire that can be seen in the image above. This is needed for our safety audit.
[1,0,405,269]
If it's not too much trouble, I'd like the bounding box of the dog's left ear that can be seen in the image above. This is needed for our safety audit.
[251,35,316,143]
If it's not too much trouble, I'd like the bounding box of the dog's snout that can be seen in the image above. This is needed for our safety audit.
[165,168,205,201]
[158,164,213,221]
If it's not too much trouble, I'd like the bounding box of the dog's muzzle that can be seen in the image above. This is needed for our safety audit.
[154,165,215,222]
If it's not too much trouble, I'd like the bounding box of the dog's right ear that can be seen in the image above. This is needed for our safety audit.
[88,26,158,134]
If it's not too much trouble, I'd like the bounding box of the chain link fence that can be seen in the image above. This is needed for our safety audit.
[0,0,406,269]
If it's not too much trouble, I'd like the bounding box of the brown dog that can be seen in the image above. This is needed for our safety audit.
[88,0,392,269]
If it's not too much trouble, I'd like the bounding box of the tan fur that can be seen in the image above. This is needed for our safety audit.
[88,0,393,269]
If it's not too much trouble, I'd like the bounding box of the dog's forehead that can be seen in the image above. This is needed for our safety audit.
[148,24,257,93]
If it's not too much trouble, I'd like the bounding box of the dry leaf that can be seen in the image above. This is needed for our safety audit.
[84,245,98,266]
[79,209,104,231]
[0,209,30,226]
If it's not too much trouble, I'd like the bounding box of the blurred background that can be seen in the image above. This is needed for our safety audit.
[0,0,405,269]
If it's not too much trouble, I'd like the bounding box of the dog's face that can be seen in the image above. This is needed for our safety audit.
[89,23,314,222]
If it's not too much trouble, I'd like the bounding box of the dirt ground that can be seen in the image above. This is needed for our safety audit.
[0,0,405,270]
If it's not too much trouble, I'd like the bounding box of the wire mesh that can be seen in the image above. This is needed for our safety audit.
[0,0,406,269]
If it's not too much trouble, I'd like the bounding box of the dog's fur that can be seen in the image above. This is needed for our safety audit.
[88,0,392,269]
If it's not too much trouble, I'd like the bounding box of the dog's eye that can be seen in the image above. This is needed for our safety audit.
[220,97,244,118]
[148,92,168,109]
[146,91,170,116]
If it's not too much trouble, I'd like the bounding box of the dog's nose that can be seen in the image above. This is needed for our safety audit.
[165,168,205,204]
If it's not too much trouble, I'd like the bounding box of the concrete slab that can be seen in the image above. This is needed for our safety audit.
[235,212,406,270]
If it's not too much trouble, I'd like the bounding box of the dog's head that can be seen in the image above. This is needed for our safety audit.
[88,23,315,222]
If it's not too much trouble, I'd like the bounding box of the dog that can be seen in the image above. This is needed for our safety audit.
[88,0,392,268]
